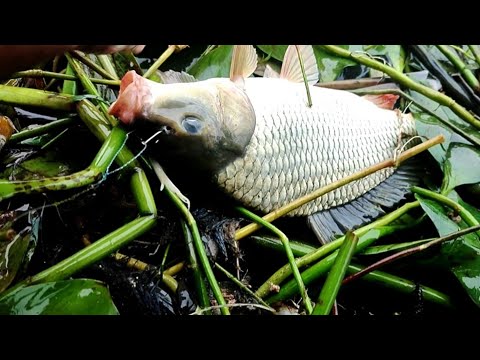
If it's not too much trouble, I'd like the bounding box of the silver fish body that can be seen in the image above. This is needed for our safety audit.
[214,77,416,216]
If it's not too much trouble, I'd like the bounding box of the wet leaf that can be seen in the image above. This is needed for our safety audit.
[257,45,357,82]
[0,151,72,181]
[186,45,233,80]
[0,279,119,315]
[0,207,40,293]
[417,195,480,307]
[256,45,288,62]
[442,143,480,194]
[410,90,480,159]
[363,45,406,72]
[412,110,475,166]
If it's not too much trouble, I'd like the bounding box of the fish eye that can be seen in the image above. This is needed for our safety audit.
[182,116,203,134]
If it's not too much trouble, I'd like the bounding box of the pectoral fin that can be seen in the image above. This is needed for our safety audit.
[362,94,400,110]
[307,161,421,245]
[280,45,319,85]
[230,45,258,87]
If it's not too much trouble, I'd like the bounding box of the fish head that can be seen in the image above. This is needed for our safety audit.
[109,71,256,171]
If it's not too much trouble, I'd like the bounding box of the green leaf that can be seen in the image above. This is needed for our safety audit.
[256,45,288,61]
[412,110,475,166]
[0,279,119,315]
[410,90,480,163]
[257,45,358,82]
[442,143,480,194]
[0,151,73,180]
[0,207,40,293]
[186,45,234,80]
[363,45,406,72]
[417,195,480,307]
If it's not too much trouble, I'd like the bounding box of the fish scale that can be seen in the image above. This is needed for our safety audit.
[214,77,415,216]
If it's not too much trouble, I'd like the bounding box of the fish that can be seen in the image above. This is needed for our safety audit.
[108,45,419,244]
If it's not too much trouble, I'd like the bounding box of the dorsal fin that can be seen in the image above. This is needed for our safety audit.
[280,45,319,85]
[158,70,197,84]
[230,45,258,87]
[362,94,400,110]
[263,64,280,78]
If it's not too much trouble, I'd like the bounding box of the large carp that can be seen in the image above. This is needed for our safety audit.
[109,45,418,243]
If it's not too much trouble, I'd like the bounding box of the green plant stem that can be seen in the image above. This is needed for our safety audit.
[449,45,475,61]
[96,54,119,80]
[40,127,69,149]
[251,235,317,257]
[27,215,156,285]
[65,53,117,127]
[412,186,480,228]
[295,45,312,107]
[343,224,480,285]
[259,201,420,300]
[319,45,480,130]
[10,70,120,86]
[76,99,140,169]
[0,126,126,201]
[256,211,412,299]
[236,134,444,240]
[436,45,480,92]
[266,227,412,304]
[214,262,274,311]
[251,226,453,308]
[347,263,453,307]
[76,99,156,216]
[350,88,480,148]
[236,206,313,314]
[181,220,211,312]
[165,187,229,315]
[83,239,179,293]
[143,45,177,79]
[0,84,74,111]
[62,63,77,95]
[70,50,117,80]
[313,232,358,315]
[468,45,480,67]
[130,168,157,215]
[9,117,75,144]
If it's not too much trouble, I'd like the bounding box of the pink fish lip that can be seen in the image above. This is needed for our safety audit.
[108,70,152,125]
